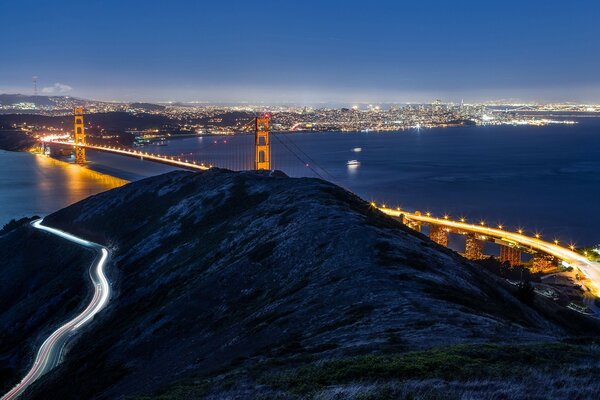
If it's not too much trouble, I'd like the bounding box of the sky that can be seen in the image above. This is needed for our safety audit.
[1,0,600,104]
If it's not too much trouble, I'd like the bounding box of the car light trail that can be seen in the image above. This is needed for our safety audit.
[1,219,112,400]
[378,206,600,294]
[42,140,210,171]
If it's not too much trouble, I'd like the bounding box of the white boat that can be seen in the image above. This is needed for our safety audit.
[346,160,361,166]
[352,147,362,152]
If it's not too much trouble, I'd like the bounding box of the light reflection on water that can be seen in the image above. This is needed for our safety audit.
[0,151,127,226]
[33,154,128,206]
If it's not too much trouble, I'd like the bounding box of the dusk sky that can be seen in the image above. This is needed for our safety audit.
[2,0,600,103]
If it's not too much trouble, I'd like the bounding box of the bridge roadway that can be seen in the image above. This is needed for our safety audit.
[43,140,210,171]
[377,206,600,294]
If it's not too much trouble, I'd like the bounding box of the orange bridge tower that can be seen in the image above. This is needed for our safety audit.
[74,107,86,164]
[255,113,270,170]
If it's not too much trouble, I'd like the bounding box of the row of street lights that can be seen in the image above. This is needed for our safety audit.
[372,202,581,255]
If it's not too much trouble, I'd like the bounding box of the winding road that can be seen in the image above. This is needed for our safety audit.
[379,206,600,294]
[1,219,111,400]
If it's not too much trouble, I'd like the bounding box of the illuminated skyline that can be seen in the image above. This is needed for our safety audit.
[2,0,600,103]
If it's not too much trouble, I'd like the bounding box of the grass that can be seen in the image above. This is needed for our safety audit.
[261,342,598,394]
[125,342,600,399]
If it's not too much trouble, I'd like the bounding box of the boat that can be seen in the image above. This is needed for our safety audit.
[346,160,361,166]
[352,147,362,152]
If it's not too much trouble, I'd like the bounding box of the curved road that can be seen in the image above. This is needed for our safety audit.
[379,206,600,294]
[1,219,111,400]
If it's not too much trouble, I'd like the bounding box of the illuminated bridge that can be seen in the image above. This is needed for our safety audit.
[40,107,600,295]
[41,140,212,172]
[41,111,272,172]
[377,205,600,294]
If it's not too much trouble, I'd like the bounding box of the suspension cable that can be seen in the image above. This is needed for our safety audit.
[271,134,325,179]
[274,132,338,182]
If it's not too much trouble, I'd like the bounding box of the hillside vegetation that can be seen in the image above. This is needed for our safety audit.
[0,169,597,399]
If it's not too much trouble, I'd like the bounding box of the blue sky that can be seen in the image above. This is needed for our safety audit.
[1,0,599,103]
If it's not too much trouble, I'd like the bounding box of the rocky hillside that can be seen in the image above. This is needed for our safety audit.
[2,169,599,399]
[0,220,94,394]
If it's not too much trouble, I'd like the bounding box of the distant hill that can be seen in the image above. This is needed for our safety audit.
[0,94,166,113]
[2,170,600,399]
[0,112,175,130]
[127,102,166,112]
[0,94,64,107]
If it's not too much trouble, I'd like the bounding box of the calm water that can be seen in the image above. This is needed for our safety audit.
[0,151,127,225]
[1,119,599,246]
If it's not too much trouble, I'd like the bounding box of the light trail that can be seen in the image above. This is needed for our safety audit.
[1,220,111,400]
[378,206,600,294]
[42,140,210,172]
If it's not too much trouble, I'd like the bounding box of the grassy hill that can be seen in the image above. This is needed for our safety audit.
[0,169,598,399]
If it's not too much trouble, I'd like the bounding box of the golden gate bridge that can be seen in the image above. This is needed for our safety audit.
[39,107,600,300]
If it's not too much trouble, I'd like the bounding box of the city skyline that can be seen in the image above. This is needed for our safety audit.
[2,0,600,103]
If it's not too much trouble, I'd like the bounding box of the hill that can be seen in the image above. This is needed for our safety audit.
[1,170,599,399]
[0,94,59,108]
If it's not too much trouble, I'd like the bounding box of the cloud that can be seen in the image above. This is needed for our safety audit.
[41,82,73,94]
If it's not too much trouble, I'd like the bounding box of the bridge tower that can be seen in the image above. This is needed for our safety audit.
[73,107,86,164]
[499,245,521,266]
[255,114,270,170]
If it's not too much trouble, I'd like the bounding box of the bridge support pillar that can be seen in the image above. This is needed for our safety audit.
[464,233,484,260]
[531,254,557,272]
[74,107,86,165]
[499,245,521,266]
[429,225,449,247]
[255,114,270,170]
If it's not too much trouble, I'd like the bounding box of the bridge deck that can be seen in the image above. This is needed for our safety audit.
[378,206,600,294]
[43,140,210,172]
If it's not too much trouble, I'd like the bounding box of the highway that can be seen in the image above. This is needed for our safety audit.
[42,139,210,172]
[378,206,600,294]
[1,219,111,400]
